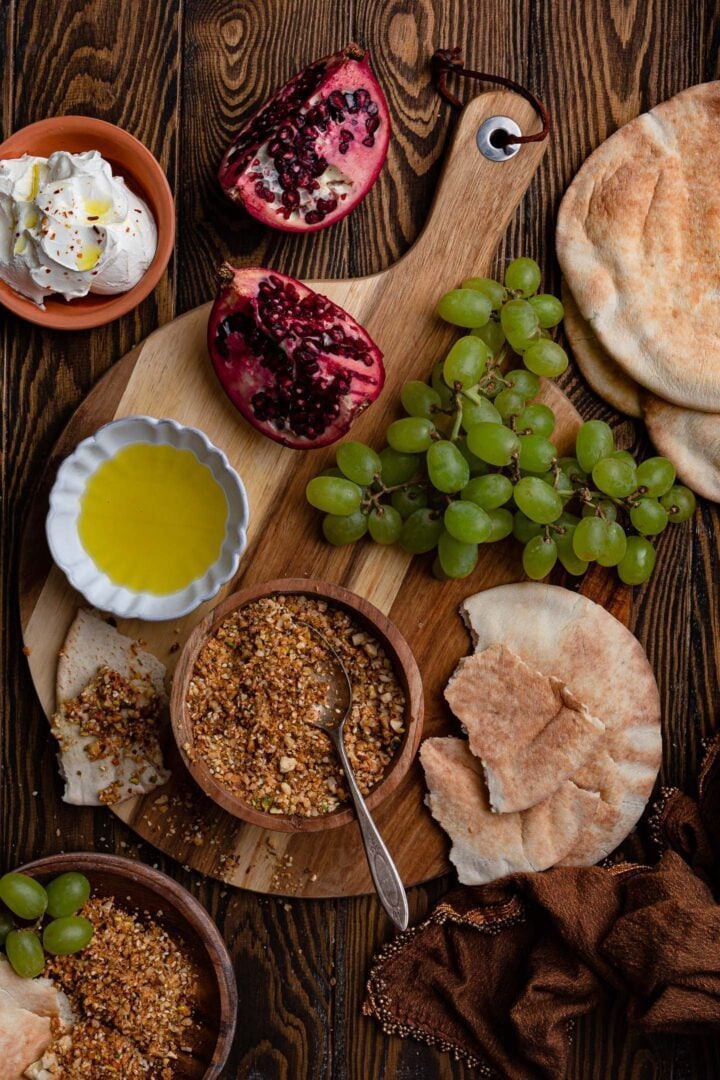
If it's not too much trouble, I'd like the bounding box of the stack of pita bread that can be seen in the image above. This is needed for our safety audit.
[52,609,170,806]
[420,583,662,885]
[556,81,720,503]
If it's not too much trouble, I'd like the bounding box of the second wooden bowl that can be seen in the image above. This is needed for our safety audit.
[18,853,237,1079]
[171,578,424,832]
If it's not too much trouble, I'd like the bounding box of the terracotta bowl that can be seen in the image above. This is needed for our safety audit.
[171,578,425,832]
[0,116,175,329]
[18,853,237,1079]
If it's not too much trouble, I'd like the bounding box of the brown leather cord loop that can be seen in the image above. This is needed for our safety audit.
[431,47,550,145]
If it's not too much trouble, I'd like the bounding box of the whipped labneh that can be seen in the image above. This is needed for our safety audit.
[0,150,157,307]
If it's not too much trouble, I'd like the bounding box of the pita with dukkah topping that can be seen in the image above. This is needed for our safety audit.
[0,957,73,1079]
[420,737,599,885]
[557,80,720,413]
[52,609,170,806]
[444,644,604,813]
[562,280,720,502]
[461,583,662,867]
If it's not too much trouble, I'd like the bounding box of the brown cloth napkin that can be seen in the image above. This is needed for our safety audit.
[364,735,720,1079]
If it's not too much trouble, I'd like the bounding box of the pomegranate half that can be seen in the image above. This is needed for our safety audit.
[208,266,385,449]
[218,44,390,233]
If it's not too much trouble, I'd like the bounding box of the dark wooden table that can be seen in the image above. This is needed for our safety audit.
[2,2,720,1077]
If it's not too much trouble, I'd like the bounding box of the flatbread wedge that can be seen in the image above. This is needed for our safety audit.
[557,81,720,411]
[420,737,599,885]
[444,644,605,813]
[52,609,170,806]
[642,394,720,504]
[461,583,662,866]
[0,958,73,1079]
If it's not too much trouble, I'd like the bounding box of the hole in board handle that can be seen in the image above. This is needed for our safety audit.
[476,116,522,161]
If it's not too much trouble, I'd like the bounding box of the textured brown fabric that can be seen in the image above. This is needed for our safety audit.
[364,736,720,1079]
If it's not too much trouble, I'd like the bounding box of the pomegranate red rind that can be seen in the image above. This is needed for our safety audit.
[208,266,385,449]
[218,44,390,233]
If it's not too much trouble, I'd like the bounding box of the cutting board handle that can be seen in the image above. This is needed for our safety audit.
[398,89,548,284]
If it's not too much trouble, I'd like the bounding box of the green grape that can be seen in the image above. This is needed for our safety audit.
[630,497,669,536]
[0,873,48,921]
[556,510,580,529]
[336,442,382,486]
[323,509,369,545]
[592,457,637,498]
[461,395,501,430]
[437,288,492,328]
[513,510,543,543]
[513,477,563,524]
[367,506,402,545]
[46,873,91,919]
[581,499,617,522]
[618,536,656,584]
[555,527,589,576]
[6,929,45,978]
[505,369,540,399]
[462,276,506,310]
[431,361,455,408]
[320,467,345,478]
[558,456,588,486]
[456,438,490,476]
[500,298,540,351]
[443,336,492,389]
[486,508,514,541]
[400,508,444,553]
[386,417,435,453]
[379,446,420,487]
[612,450,636,466]
[471,320,506,354]
[523,536,558,580]
[529,293,564,328]
[43,916,93,957]
[306,476,362,515]
[518,434,557,473]
[596,521,628,567]
[575,420,615,473]
[466,423,520,466]
[538,469,572,500]
[572,516,610,561]
[523,339,569,377]
[462,473,513,510]
[636,456,676,497]
[444,500,492,543]
[391,484,428,518]
[0,911,14,946]
[437,531,479,578]
[494,388,525,420]
[516,403,555,437]
[426,441,470,493]
[661,485,696,523]
[400,381,442,420]
[504,257,542,297]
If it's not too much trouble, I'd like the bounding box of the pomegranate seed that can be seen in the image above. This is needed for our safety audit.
[355,89,370,110]
[340,129,355,141]
[362,136,375,148]
[282,190,300,208]
[366,115,380,135]
[304,209,324,224]
[328,90,346,110]
[367,102,378,116]
[345,91,357,112]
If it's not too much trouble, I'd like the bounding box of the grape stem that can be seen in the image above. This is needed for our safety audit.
[362,477,426,513]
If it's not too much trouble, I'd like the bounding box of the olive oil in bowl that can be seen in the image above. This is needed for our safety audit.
[78,443,229,596]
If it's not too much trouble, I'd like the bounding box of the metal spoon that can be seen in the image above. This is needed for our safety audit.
[299,620,409,931]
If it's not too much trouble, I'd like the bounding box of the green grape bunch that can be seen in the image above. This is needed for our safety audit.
[0,870,94,978]
[306,258,697,586]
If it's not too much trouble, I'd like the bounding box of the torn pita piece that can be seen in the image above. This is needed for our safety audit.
[0,958,73,1079]
[420,737,599,885]
[52,609,170,806]
[444,644,605,813]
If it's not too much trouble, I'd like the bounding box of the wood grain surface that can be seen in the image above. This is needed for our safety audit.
[2,1,719,1077]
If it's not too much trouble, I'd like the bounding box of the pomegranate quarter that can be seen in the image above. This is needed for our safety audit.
[218,44,390,232]
[208,266,385,449]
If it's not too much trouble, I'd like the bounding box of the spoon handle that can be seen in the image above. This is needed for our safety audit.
[331,731,409,931]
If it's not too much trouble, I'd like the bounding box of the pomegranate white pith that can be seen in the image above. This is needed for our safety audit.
[218,44,390,233]
[208,266,385,449]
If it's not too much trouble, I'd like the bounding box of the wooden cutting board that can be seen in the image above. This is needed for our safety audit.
[19,91,631,897]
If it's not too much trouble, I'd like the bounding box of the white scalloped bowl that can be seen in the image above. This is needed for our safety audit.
[46,416,249,621]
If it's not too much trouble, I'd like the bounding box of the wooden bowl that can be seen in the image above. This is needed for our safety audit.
[17,853,237,1079]
[0,116,175,329]
[171,578,425,832]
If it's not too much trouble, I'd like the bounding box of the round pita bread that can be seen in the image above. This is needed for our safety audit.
[642,394,720,503]
[561,283,643,417]
[460,583,662,866]
[557,81,720,411]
